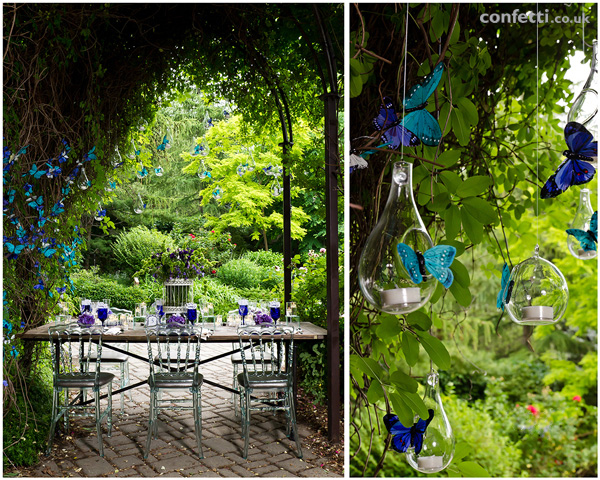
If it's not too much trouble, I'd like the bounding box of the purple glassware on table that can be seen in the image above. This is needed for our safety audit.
[97,305,108,326]
[187,306,197,323]
[238,300,249,325]
[270,303,281,324]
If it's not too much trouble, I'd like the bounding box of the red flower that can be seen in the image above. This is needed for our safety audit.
[572,395,582,402]
[526,405,539,415]
[211,230,215,233]
[516,403,520,408]
[189,234,196,239]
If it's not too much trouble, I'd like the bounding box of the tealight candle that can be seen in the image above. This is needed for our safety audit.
[578,249,596,259]
[380,287,421,307]
[417,455,444,470]
[522,306,554,320]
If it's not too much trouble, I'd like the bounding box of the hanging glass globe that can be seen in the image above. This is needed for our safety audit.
[133,193,145,214]
[505,245,569,326]
[77,167,91,190]
[566,188,597,260]
[568,39,598,143]
[358,160,435,314]
[212,186,222,200]
[406,371,455,474]
[154,166,164,177]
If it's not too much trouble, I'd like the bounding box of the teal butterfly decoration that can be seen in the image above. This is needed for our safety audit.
[400,63,444,146]
[16,226,27,240]
[5,242,25,256]
[24,164,47,179]
[396,242,456,288]
[137,165,149,178]
[157,135,169,151]
[41,245,56,257]
[566,211,597,252]
[496,263,514,311]
[26,196,44,210]
[85,146,97,161]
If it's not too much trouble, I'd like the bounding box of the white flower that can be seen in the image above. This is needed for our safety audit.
[319,248,326,253]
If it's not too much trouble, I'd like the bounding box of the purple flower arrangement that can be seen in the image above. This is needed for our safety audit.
[78,312,95,326]
[137,247,212,282]
[167,314,185,325]
[254,311,273,325]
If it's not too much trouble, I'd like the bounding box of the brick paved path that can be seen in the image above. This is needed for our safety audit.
[29,343,341,478]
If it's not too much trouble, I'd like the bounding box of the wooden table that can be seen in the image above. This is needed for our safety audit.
[19,322,327,403]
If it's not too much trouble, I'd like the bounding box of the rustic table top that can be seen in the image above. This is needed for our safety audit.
[18,321,327,343]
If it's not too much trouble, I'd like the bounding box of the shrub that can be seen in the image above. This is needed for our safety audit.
[217,258,281,291]
[112,226,175,277]
[174,226,236,267]
[299,342,328,405]
[3,353,54,468]
[192,277,239,314]
[242,250,283,268]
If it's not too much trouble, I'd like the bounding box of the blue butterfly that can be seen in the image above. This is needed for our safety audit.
[24,164,46,179]
[57,139,70,163]
[5,242,25,256]
[397,243,457,288]
[193,145,203,155]
[46,163,61,178]
[223,110,230,118]
[399,63,444,147]
[157,135,169,151]
[566,211,597,252]
[496,262,514,310]
[33,278,44,290]
[373,97,420,149]
[16,226,27,240]
[41,245,56,257]
[207,118,214,128]
[26,196,44,210]
[384,409,434,454]
[138,166,148,178]
[51,202,65,216]
[541,122,597,198]
[85,146,97,162]
[5,189,15,203]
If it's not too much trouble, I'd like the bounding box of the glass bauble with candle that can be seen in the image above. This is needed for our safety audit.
[358,160,436,314]
[566,188,597,260]
[568,39,598,144]
[505,245,569,326]
[405,371,455,473]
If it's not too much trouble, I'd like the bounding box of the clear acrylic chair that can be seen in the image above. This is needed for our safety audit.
[237,325,302,459]
[85,308,132,413]
[47,324,114,457]
[144,323,204,459]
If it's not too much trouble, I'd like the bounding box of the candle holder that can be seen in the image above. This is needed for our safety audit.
[505,245,569,326]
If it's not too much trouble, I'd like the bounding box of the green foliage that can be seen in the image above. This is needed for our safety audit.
[299,342,328,405]
[3,357,54,468]
[242,250,283,269]
[112,226,175,277]
[175,227,236,267]
[136,247,213,283]
[192,276,240,314]
[216,258,281,291]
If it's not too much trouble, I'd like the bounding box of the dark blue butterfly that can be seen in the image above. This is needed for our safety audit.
[207,118,214,128]
[541,122,597,199]
[400,63,444,146]
[157,135,169,151]
[373,97,420,149]
[397,243,457,288]
[566,211,597,252]
[496,262,514,311]
[57,139,70,163]
[384,409,434,454]
[84,146,97,162]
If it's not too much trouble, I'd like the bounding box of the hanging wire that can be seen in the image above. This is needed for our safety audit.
[400,3,409,161]
[536,2,540,246]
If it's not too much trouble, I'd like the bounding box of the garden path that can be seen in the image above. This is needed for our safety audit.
[28,343,341,478]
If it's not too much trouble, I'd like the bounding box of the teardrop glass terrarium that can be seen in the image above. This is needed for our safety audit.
[567,188,597,260]
[568,39,598,142]
[358,160,435,314]
[505,245,569,326]
[405,371,454,473]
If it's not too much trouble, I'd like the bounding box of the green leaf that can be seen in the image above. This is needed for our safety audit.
[439,171,461,194]
[349,355,365,388]
[430,191,451,212]
[451,108,469,146]
[402,391,429,420]
[444,204,461,240]
[390,369,418,393]
[450,258,470,287]
[429,281,445,304]
[462,196,497,224]
[456,97,478,125]
[401,331,420,366]
[415,330,451,370]
[366,378,385,403]
[456,175,492,198]
[376,314,403,339]
[460,207,483,244]
[457,461,490,477]
[390,392,413,426]
[453,441,474,462]
[406,310,432,331]
[449,280,472,307]
[436,149,461,168]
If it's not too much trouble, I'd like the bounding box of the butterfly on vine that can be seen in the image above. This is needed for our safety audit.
[373,97,420,149]
[400,62,444,146]
[396,243,456,288]
[157,135,169,151]
[496,262,514,311]
[24,164,47,179]
[384,409,434,454]
[541,122,597,199]
[566,211,597,252]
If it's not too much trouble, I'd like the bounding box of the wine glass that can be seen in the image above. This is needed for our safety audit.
[81,299,91,314]
[238,299,249,325]
[187,302,198,324]
[155,298,164,319]
[97,302,109,329]
[270,300,281,325]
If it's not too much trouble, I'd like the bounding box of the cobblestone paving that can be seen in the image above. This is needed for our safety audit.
[30,342,341,478]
